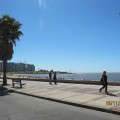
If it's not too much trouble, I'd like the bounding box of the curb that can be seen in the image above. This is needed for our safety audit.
[9,89,120,116]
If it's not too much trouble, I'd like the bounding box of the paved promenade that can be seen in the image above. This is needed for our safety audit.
[3,79,120,115]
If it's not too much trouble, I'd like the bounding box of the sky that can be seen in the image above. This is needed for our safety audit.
[0,0,120,73]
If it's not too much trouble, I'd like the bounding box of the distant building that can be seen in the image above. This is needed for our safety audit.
[0,62,35,72]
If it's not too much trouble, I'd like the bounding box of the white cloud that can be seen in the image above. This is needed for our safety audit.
[38,0,42,7]
[38,0,46,10]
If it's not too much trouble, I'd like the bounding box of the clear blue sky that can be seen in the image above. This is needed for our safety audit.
[0,0,120,73]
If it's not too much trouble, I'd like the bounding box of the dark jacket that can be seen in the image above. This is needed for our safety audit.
[102,74,107,84]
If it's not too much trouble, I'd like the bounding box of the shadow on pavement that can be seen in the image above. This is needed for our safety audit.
[107,92,117,97]
[0,86,10,96]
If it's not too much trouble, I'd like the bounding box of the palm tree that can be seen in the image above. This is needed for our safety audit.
[0,14,23,86]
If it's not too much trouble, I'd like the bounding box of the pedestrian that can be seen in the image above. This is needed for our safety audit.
[99,71,108,94]
[49,71,52,85]
[53,72,57,85]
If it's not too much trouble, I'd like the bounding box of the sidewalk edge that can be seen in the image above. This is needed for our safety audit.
[9,89,120,116]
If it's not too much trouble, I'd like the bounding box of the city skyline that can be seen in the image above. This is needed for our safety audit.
[0,0,120,73]
[0,62,35,72]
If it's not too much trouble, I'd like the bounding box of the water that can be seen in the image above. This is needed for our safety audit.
[16,72,120,82]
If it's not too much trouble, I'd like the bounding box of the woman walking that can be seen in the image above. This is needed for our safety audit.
[53,72,57,85]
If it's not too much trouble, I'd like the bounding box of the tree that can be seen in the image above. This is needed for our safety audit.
[0,15,23,86]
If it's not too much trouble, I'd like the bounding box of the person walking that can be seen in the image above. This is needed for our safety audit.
[53,72,57,85]
[99,71,108,94]
[49,71,52,85]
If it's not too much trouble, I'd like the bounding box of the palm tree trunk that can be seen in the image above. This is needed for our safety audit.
[2,39,8,86]
[3,59,7,86]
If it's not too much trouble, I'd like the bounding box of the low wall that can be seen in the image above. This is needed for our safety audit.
[1,77,120,86]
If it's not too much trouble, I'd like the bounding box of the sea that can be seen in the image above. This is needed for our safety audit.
[17,72,120,83]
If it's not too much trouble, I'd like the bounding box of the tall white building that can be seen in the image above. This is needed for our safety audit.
[0,62,35,72]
